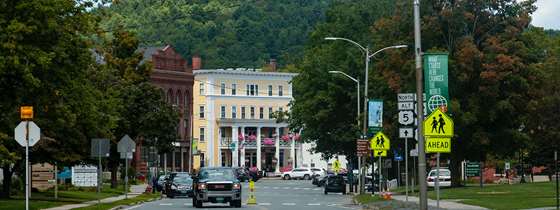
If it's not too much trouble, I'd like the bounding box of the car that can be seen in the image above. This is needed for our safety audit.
[281,168,314,180]
[324,174,346,194]
[233,167,250,182]
[427,168,451,187]
[165,172,193,198]
[156,175,168,193]
[192,167,242,208]
[167,175,194,198]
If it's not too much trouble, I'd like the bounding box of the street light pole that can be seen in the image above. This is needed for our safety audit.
[413,0,428,209]
[325,37,407,194]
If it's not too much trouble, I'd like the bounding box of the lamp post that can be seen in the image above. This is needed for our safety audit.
[325,37,406,194]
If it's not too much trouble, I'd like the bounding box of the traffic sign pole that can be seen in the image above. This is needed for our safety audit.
[436,153,440,209]
[405,137,409,202]
[125,153,128,199]
[378,156,382,194]
[25,121,29,210]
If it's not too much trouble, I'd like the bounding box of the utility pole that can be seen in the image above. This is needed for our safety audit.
[413,0,428,209]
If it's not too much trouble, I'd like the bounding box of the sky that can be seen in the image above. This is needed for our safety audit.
[531,0,560,29]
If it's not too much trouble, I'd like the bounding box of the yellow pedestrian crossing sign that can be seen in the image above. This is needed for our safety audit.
[373,150,387,157]
[333,159,341,173]
[425,138,451,153]
[423,109,454,137]
[370,132,390,150]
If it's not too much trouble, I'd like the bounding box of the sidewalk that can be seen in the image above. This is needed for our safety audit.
[391,195,488,210]
[43,184,148,210]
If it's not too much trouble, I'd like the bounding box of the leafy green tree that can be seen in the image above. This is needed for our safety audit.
[0,0,104,198]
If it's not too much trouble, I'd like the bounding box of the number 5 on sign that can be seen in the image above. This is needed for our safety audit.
[399,111,414,125]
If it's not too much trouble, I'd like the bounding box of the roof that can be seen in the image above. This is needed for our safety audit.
[137,46,166,64]
[194,68,298,77]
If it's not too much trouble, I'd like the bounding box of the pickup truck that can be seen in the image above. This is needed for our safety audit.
[192,167,242,208]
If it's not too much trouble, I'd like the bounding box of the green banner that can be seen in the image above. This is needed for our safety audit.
[423,53,449,113]
[191,138,198,155]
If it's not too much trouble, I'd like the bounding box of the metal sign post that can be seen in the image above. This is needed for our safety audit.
[555,151,558,210]
[436,153,440,209]
[118,135,136,199]
[15,106,40,210]
[405,137,409,201]
[91,138,110,207]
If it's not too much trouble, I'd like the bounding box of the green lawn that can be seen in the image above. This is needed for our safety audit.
[0,184,127,210]
[74,193,160,210]
[395,182,558,209]
[354,194,384,204]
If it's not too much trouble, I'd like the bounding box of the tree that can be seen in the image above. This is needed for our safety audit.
[0,0,104,198]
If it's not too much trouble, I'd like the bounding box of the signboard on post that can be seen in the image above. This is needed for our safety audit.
[370,132,390,151]
[117,135,136,154]
[356,139,369,157]
[71,165,98,187]
[399,128,414,139]
[91,138,110,158]
[373,150,387,157]
[425,138,451,153]
[423,53,450,113]
[20,106,34,120]
[367,100,383,135]
[423,109,454,138]
[466,162,481,177]
[15,121,41,147]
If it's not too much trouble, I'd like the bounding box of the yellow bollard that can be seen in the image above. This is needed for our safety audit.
[247,180,257,205]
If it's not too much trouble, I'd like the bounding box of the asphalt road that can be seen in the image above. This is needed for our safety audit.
[129,179,359,210]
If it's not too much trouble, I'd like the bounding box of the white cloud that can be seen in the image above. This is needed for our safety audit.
[531,0,560,29]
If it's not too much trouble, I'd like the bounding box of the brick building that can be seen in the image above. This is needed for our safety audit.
[136,45,199,173]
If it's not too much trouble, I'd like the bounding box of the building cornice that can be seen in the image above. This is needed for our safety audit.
[194,69,298,78]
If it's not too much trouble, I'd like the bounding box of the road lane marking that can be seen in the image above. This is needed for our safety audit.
[184,203,192,206]
[159,203,173,206]
[273,187,279,189]
[283,187,290,189]
[308,203,321,206]
[258,203,271,206]
[282,203,296,206]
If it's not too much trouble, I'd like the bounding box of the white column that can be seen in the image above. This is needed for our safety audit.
[275,127,280,173]
[240,127,246,167]
[291,134,296,168]
[232,126,239,167]
[257,127,262,170]
[218,127,222,167]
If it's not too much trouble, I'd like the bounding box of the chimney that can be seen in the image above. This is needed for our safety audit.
[269,59,277,72]
[192,55,201,70]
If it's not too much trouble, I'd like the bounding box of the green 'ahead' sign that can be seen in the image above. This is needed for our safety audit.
[423,53,449,113]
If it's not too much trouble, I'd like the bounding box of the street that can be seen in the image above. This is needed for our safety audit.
[132,180,358,210]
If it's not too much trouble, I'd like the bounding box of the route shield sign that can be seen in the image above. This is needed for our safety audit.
[370,132,390,150]
[425,138,451,153]
[423,109,454,137]
[373,150,387,157]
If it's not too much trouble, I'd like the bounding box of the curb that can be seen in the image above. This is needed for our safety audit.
[109,196,162,210]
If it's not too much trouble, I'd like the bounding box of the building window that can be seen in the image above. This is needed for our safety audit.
[268,85,273,96]
[221,83,225,95]
[250,85,255,96]
[199,127,205,141]
[232,84,237,95]
[279,150,284,167]
[246,84,259,96]
[269,107,273,119]
[176,91,181,106]
[250,107,255,119]
[246,84,250,95]
[241,107,246,119]
[221,105,226,118]
[279,107,283,113]
[200,153,205,167]
[199,106,205,119]
[279,85,283,96]
[232,106,237,119]
[255,85,259,96]
[259,107,264,119]
[199,82,205,95]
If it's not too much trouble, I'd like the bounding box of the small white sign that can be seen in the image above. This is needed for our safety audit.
[398,111,414,125]
[397,93,415,102]
[505,162,510,170]
[398,102,414,110]
[14,121,41,147]
[399,128,414,138]
[410,149,418,157]
[71,165,98,187]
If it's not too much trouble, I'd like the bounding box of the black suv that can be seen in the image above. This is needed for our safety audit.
[324,174,346,194]
[192,167,242,208]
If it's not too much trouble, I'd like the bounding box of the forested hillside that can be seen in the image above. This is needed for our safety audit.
[101,0,331,69]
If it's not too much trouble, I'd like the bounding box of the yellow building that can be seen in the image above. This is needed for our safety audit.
[192,68,299,174]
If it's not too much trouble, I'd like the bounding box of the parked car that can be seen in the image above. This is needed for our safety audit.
[427,168,451,187]
[165,172,193,198]
[156,174,168,193]
[233,167,250,182]
[310,168,322,177]
[324,174,346,194]
[192,167,242,208]
[167,174,193,198]
[248,167,262,181]
[312,169,328,186]
[282,168,314,180]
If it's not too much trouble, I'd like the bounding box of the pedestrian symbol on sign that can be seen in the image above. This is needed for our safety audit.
[423,109,453,137]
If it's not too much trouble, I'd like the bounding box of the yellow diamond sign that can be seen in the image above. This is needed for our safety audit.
[425,138,451,153]
[373,150,387,157]
[423,109,454,137]
[370,132,390,151]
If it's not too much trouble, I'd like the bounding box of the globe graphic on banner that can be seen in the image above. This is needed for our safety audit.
[427,95,448,112]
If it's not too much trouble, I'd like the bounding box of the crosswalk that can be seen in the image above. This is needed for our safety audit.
[246,186,323,190]
[158,202,349,207]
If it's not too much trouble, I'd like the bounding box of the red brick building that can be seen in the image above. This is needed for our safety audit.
[136,45,199,173]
